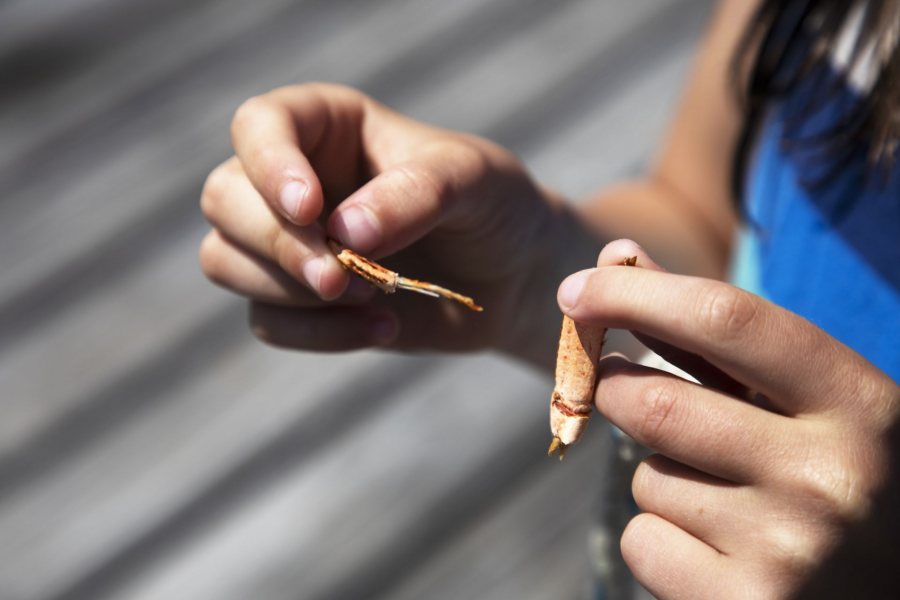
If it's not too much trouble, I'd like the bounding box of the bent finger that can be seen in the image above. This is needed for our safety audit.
[201,158,348,300]
[230,87,363,225]
[595,355,792,483]
[249,302,399,352]
[621,513,733,600]
[561,266,874,417]
[200,231,374,307]
[327,142,490,257]
[631,454,757,554]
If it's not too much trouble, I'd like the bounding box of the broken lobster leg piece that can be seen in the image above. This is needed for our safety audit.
[548,256,637,459]
[327,239,483,312]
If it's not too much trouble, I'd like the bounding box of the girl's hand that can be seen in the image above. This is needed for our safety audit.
[561,240,900,599]
[200,83,585,357]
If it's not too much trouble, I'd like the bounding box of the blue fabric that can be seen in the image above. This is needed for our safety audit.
[745,72,900,382]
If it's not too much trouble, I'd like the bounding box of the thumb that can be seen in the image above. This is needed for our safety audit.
[327,143,486,258]
[230,91,332,226]
[610,238,746,395]
[558,239,665,312]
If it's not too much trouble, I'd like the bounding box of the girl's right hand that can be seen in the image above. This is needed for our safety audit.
[199,83,586,357]
[559,241,900,599]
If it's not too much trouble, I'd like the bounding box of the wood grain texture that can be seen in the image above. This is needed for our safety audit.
[0,1,711,598]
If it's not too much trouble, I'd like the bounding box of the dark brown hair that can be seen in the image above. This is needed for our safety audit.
[732,0,900,201]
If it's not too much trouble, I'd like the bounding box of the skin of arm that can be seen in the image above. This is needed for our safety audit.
[505,0,758,369]
[579,0,757,280]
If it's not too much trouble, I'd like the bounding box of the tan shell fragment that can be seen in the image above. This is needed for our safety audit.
[549,315,605,453]
[548,256,637,459]
[327,239,483,312]
[328,239,399,294]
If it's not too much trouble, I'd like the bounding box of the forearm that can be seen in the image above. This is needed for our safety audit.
[497,177,734,373]
[578,179,734,280]
[495,0,749,371]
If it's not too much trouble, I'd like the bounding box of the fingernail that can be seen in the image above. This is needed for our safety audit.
[280,180,308,220]
[558,270,589,312]
[302,256,325,291]
[333,204,381,253]
[370,314,398,345]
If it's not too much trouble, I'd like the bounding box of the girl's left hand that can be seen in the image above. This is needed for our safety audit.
[560,240,900,599]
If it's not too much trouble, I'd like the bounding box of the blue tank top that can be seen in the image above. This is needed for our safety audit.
[740,67,900,382]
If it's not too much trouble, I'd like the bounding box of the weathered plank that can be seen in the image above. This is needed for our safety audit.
[108,355,554,600]
[0,0,713,599]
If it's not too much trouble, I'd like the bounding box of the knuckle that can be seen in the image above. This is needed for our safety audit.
[231,95,267,139]
[253,144,280,169]
[271,232,308,282]
[395,161,449,205]
[422,139,491,219]
[264,222,284,262]
[250,147,285,194]
[448,139,489,175]
[270,230,296,274]
[759,521,822,579]
[619,513,654,569]
[198,232,227,284]
[630,460,656,508]
[791,453,868,520]
[698,284,759,343]
[636,380,680,446]
[200,163,231,221]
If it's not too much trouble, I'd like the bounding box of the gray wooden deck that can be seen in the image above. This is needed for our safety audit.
[0,1,712,598]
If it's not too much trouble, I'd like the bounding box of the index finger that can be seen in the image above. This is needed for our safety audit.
[559,267,881,418]
[229,84,365,225]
